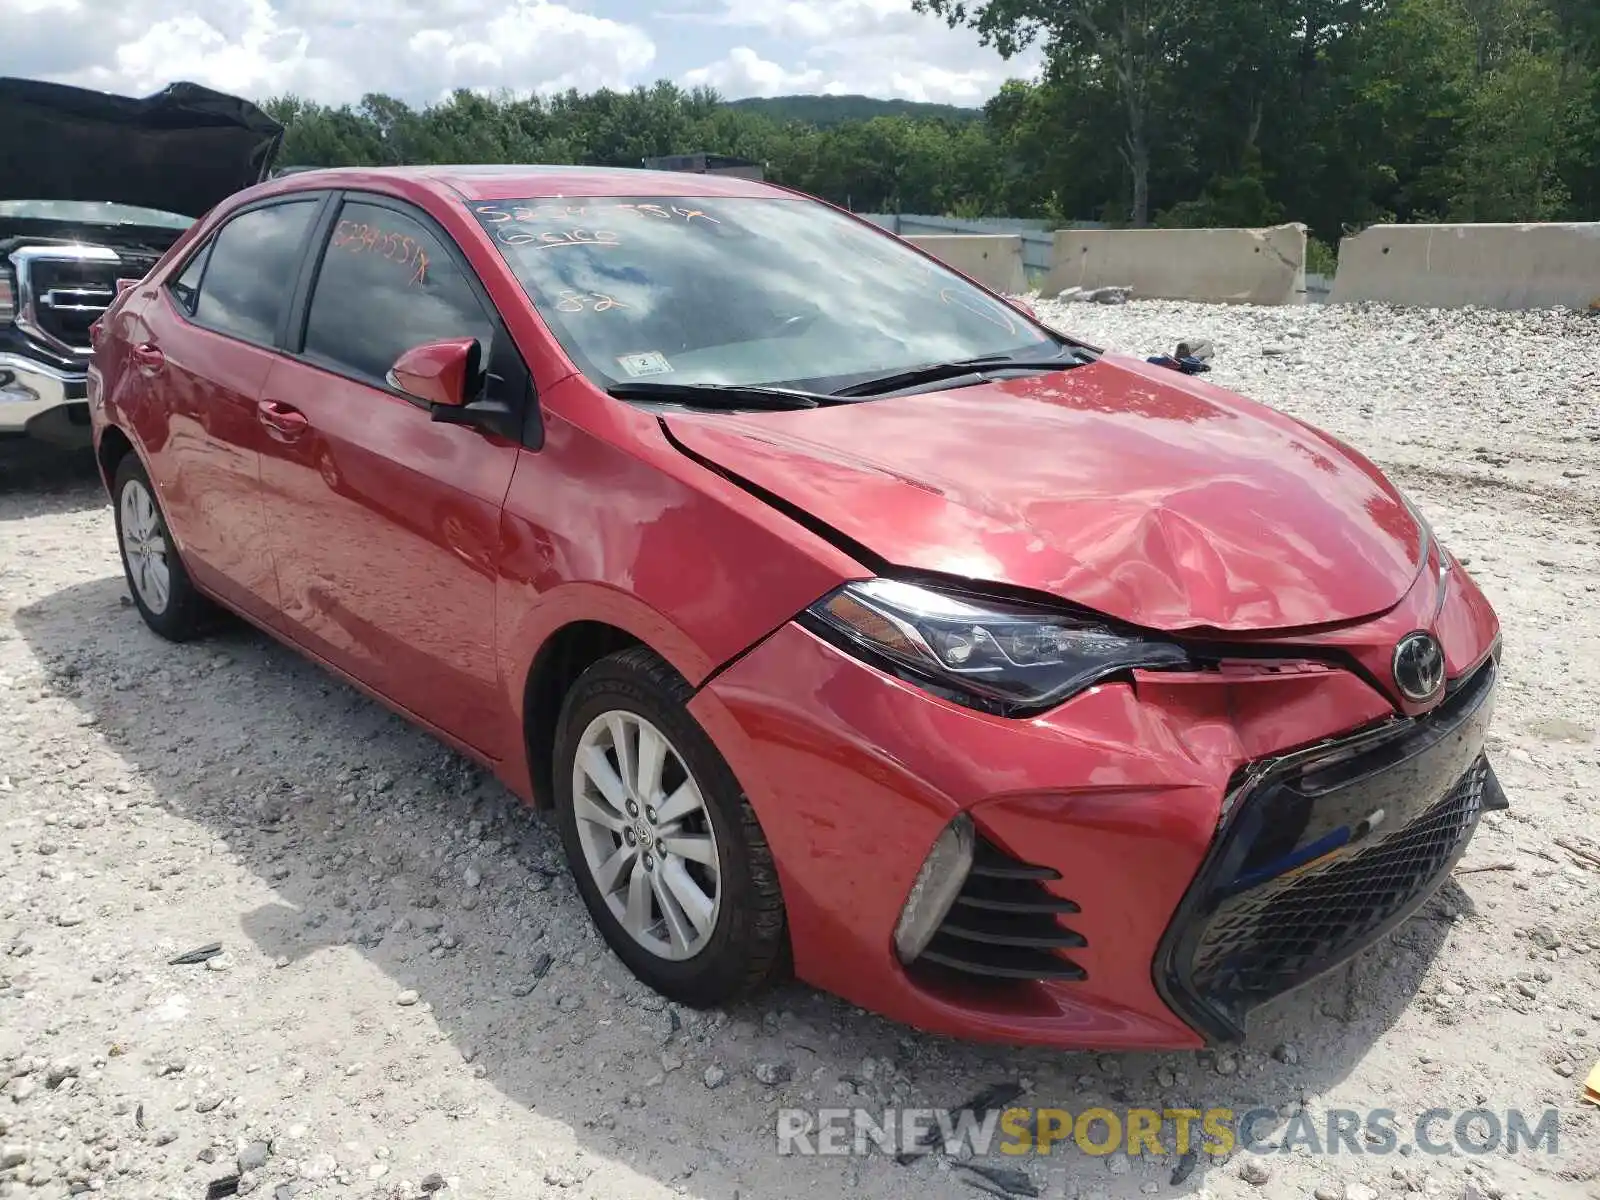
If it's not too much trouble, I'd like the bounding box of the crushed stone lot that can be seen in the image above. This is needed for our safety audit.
[2,300,1599,1200]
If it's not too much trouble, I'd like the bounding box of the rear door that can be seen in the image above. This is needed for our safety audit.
[122,197,323,623]
[254,193,529,758]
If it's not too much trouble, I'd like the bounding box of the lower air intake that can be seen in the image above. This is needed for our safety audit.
[915,837,1087,982]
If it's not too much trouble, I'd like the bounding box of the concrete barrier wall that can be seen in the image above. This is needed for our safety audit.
[1041,224,1307,305]
[1330,223,1600,310]
[905,234,1028,295]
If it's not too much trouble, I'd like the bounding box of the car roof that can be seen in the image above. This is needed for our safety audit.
[256,164,783,202]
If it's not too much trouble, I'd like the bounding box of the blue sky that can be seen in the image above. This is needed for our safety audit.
[0,0,1043,108]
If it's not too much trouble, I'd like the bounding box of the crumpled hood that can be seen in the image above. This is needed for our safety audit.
[665,355,1424,633]
[0,79,283,218]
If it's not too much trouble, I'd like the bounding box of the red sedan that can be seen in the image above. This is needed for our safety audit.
[87,166,1504,1049]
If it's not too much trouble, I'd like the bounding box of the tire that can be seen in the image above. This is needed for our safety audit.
[111,453,209,641]
[553,646,787,1007]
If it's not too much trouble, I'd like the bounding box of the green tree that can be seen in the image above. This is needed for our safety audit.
[911,0,1188,225]
[1449,50,1576,219]
[258,18,1600,236]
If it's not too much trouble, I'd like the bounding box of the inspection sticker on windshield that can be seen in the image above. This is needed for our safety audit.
[617,351,673,377]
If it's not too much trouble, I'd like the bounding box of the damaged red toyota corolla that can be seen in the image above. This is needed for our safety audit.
[88,164,1504,1049]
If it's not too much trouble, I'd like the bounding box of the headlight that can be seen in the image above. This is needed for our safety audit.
[801,578,1191,714]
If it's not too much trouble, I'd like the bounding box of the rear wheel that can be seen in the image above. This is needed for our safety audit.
[112,454,208,641]
[553,646,787,1006]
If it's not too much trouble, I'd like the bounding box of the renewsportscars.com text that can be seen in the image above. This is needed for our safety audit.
[776,1105,1561,1159]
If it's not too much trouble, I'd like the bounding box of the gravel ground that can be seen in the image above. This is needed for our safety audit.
[2,300,1599,1200]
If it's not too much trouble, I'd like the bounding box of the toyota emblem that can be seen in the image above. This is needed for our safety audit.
[1392,631,1446,702]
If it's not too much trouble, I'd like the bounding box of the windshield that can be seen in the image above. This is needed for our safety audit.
[0,200,193,229]
[474,196,1059,394]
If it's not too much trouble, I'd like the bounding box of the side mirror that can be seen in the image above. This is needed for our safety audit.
[386,337,482,409]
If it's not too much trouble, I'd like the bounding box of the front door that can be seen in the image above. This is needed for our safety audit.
[254,196,524,759]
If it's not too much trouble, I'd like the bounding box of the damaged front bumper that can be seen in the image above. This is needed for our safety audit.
[689,605,1503,1049]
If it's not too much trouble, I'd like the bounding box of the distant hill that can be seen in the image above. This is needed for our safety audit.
[725,94,983,127]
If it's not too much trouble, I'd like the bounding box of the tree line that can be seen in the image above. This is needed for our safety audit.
[262,0,1599,249]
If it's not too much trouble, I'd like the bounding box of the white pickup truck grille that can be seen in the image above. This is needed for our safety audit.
[9,244,131,357]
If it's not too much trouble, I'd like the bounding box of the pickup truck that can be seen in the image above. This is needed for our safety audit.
[0,78,282,446]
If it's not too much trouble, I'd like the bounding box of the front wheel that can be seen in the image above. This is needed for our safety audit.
[553,646,787,1007]
[112,454,209,641]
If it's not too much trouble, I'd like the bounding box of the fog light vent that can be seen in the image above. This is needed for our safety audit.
[914,836,1088,982]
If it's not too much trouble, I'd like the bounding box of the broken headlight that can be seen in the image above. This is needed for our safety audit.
[803,578,1191,714]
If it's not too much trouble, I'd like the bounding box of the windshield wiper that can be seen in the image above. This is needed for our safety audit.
[606,381,830,411]
[830,351,1089,399]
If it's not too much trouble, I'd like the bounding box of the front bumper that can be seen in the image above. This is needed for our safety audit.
[0,352,90,445]
[1155,656,1497,1042]
[690,606,1498,1050]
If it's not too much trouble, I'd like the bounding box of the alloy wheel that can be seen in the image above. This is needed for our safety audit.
[119,478,172,615]
[571,710,722,961]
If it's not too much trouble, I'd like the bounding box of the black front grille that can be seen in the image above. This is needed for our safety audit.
[1156,659,1498,1042]
[1192,757,1485,1008]
[915,838,1088,982]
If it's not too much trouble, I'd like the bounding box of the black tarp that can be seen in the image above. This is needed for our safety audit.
[0,78,284,218]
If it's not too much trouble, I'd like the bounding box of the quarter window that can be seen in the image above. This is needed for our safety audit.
[302,201,494,386]
[168,242,210,315]
[190,201,318,344]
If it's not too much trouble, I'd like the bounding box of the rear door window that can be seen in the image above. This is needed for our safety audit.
[189,200,319,344]
[300,200,495,386]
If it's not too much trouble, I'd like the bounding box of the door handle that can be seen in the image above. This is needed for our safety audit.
[256,399,309,441]
[131,343,164,373]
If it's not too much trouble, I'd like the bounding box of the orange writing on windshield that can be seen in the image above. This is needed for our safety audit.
[332,220,430,287]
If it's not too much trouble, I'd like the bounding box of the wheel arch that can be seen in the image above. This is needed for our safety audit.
[96,424,137,495]
[520,619,647,810]
[503,573,750,807]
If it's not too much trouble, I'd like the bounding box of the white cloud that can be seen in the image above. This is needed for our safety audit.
[677,0,1039,106]
[685,46,1008,104]
[682,47,827,97]
[0,0,1029,109]
[0,0,655,104]
[710,0,935,42]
